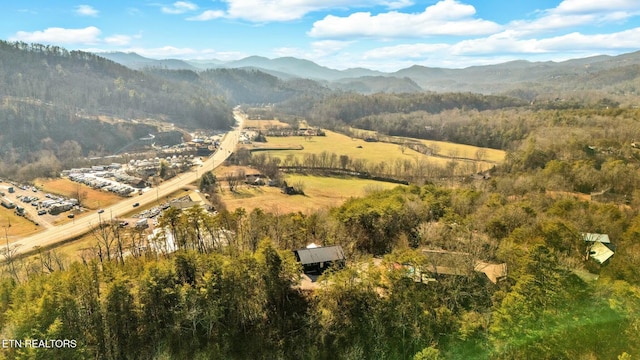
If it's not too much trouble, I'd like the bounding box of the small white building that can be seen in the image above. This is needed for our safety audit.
[582,233,615,263]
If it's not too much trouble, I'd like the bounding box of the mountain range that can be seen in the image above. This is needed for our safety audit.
[98,50,640,96]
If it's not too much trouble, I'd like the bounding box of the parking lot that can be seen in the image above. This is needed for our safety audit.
[1,182,61,228]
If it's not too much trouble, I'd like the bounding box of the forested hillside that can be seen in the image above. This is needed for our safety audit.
[0,41,233,180]
[0,41,232,128]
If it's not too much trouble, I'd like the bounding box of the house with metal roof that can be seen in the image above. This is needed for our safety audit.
[294,245,346,274]
[582,233,611,244]
[582,233,615,263]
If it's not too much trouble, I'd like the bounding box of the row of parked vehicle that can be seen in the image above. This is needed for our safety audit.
[68,173,137,196]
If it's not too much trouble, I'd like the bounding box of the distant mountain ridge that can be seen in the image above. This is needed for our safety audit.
[98,50,640,96]
[99,52,384,80]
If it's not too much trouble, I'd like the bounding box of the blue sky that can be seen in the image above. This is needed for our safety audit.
[3,0,640,71]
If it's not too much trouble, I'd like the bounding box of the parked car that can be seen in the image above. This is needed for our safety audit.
[37,210,46,215]
[67,214,75,218]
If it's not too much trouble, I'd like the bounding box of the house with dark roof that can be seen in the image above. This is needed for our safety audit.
[294,245,346,274]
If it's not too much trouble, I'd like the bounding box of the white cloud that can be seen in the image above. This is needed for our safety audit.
[354,26,640,71]
[451,28,640,57]
[220,0,414,22]
[273,40,354,60]
[75,5,98,17]
[529,27,640,52]
[364,43,450,59]
[161,1,198,14]
[187,10,225,21]
[311,40,354,54]
[383,0,414,10]
[10,27,102,45]
[223,0,316,22]
[9,27,139,47]
[554,0,640,15]
[104,35,133,46]
[505,0,640,36]
[309,0,502,38]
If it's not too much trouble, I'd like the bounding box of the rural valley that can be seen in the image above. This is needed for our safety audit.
[1,34,640,360]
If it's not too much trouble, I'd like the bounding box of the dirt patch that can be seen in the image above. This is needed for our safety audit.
[545,190,592,201]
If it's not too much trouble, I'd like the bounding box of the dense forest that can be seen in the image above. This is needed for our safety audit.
[1,183,639,359]
[2,41,640,359]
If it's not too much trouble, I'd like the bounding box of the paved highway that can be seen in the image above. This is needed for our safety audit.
[11,110,245,257]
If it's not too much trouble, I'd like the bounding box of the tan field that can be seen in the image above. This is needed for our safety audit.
[348,127,504,163]
[243,119,291,129]
[243,130,501,173]
[0,208,41,239]
[418,139,505,163]
[35,178,124,210]
[218,173,402,214]
[247,130,440,165]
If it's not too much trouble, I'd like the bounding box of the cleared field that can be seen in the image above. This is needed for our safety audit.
[348,127,504,163]
[219,173,402,213]
[243,119,290,129]
[0,207,41,239]
[251,130,439,163]
[418,139,505,163]
[35,178,124,210]
[245,130,500,173]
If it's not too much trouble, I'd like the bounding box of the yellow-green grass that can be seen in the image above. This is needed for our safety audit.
[19,230,123,269]
[245,130,499,173]
[219,173,402,214]
[35,178,123,210]
[244,119,290,129]
[252,130,432,163]
[39,231,96,262]
[418,139,505,163]
[0,207,41,239]
[347,127,505,163]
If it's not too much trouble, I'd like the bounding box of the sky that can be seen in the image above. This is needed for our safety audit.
[2,0,640,71]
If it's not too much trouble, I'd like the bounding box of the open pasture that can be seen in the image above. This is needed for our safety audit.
[348,127,504,163]
[243,118,291,130]
[0,208,41,240]
[219,173,402,214]
[245,130,502,173]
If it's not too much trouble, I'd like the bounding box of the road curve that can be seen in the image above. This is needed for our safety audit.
[11,110,245,257]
